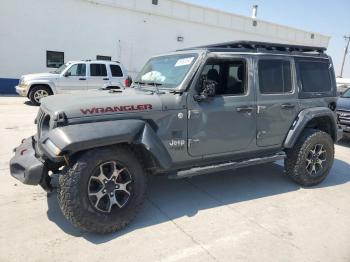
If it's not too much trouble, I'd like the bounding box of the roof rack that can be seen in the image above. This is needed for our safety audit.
[179,40,326,54]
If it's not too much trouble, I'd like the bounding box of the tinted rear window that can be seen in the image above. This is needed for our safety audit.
[298,60,331,92]
[110,64,123,77]
[90,64,107,77]
[258,60,292,94]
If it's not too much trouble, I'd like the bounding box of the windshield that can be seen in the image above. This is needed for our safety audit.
[134,54,198,88]
[51,63,70,74]
[342,88,350,98]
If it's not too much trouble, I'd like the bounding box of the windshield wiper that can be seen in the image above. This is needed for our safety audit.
[134,81,164,94]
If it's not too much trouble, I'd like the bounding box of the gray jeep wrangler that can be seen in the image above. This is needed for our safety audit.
[10,41,343,233]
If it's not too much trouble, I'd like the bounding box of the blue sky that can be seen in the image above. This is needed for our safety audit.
[182,0,350,78]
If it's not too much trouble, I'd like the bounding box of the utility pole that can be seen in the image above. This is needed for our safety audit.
[339,35,350,78]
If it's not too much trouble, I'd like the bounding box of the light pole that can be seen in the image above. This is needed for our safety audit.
[339,35,350,78]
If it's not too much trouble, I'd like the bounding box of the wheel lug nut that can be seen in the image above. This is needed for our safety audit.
[103,189,106,193]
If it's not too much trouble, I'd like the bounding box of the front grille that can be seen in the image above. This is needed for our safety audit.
[36,108,46,138]
[337,110,350,125]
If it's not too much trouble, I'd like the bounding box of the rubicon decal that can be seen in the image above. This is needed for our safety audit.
[80,104,153,115]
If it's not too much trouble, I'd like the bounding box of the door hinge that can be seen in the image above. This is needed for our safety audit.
[188,138,200,147]
[257,130,267,139]
[257,105,266,114]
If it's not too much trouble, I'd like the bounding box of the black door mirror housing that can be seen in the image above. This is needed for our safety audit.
[64,71,71,77]
[194,78,217,102]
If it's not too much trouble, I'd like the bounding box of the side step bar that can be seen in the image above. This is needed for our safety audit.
[169,152,286,179]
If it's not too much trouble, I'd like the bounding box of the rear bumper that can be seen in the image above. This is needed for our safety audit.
[9,137,46,185]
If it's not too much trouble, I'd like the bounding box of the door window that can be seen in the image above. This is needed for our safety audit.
[200,60,246,96]
[110,65,123,77]
[258,60,292,94]
[66,64,86,76]
[90,64,107,77]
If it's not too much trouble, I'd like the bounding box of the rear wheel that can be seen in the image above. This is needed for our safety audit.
[285,129,334,186]
[57,146,147,233]
[29,86,52,106]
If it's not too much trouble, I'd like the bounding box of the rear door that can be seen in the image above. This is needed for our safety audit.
[87,63,110,90]
[256,57,299,147]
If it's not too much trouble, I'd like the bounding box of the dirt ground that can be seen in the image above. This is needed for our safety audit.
[0,97,349,262]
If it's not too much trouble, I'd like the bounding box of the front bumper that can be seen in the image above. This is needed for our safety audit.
[9,136,46,185]
[15,85,28,97]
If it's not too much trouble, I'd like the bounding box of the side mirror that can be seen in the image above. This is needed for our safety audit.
[194,79,217,102]
[64,71,71,77]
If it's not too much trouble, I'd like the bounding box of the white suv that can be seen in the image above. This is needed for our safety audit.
[16,60,129,105]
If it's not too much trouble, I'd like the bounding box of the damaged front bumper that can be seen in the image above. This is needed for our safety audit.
[9,136,52,190]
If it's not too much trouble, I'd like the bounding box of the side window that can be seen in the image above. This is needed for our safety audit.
[90,64,107,77]
[199,60,246,96]
[110,64,123,77]
[258,60,292,94]
[297,60,331,92]
[66,64,86,76]
[225,62,246,95]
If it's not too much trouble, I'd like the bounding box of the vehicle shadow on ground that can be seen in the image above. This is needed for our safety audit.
[46,159,350,243]
[24,101,37,107]
[337,139,350,147]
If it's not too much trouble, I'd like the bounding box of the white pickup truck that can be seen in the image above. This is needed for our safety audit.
[16,60,130,105]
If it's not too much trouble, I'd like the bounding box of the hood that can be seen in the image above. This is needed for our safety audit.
[23,73,59,81]
[337,97,350,111]
[40,88,163,118]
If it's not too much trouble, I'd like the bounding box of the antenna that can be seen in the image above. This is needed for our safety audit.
[339,35,350,78]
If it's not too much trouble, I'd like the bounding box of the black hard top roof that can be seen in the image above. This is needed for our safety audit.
[178,41,327,56]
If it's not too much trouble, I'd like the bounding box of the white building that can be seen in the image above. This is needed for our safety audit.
[0,0,330,94]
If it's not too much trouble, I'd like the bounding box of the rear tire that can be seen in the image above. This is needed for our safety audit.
[29,85,52,106]
[57,146,147,233]
[285,129,334,186]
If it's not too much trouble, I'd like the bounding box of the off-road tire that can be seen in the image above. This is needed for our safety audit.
[57,146,147,234]
[285,129,334,186]
[28,85,52,106]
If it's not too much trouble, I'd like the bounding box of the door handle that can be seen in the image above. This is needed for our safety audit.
[79,78,86,80]
[281,103,295,109]
[236,106,254,113]
[103,78,109,80]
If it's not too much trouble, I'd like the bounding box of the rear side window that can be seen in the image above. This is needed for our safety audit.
[90,64,107,77]
[297,60,331,92]
[258,60,292,94]
[110,64,123,77]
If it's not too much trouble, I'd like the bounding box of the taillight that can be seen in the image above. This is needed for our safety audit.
[124,76,132,87]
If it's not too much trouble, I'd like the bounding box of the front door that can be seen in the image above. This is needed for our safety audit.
[256,57,299,147]
[187,57,256,156]
[58,63,87,93]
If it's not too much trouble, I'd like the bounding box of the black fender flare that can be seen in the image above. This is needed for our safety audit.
[41,119,172,169]
[283,107,340,148]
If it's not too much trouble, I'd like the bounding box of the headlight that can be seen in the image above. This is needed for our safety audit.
[19,79,28,87]
[45,139,61,155]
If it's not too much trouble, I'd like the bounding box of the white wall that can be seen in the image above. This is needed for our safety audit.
[0,0,330,79]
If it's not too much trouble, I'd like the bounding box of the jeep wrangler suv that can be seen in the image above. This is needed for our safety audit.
[10,41,343,233]
[16,60,129,106]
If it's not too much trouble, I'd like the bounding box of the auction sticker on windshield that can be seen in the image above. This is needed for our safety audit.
[175,57,194,67]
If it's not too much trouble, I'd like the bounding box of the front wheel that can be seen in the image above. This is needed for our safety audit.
[29,86,52,106]
[285,129,334,186]
[57,146,147,233]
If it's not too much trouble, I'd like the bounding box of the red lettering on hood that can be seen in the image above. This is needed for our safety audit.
[80,104,153,115]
